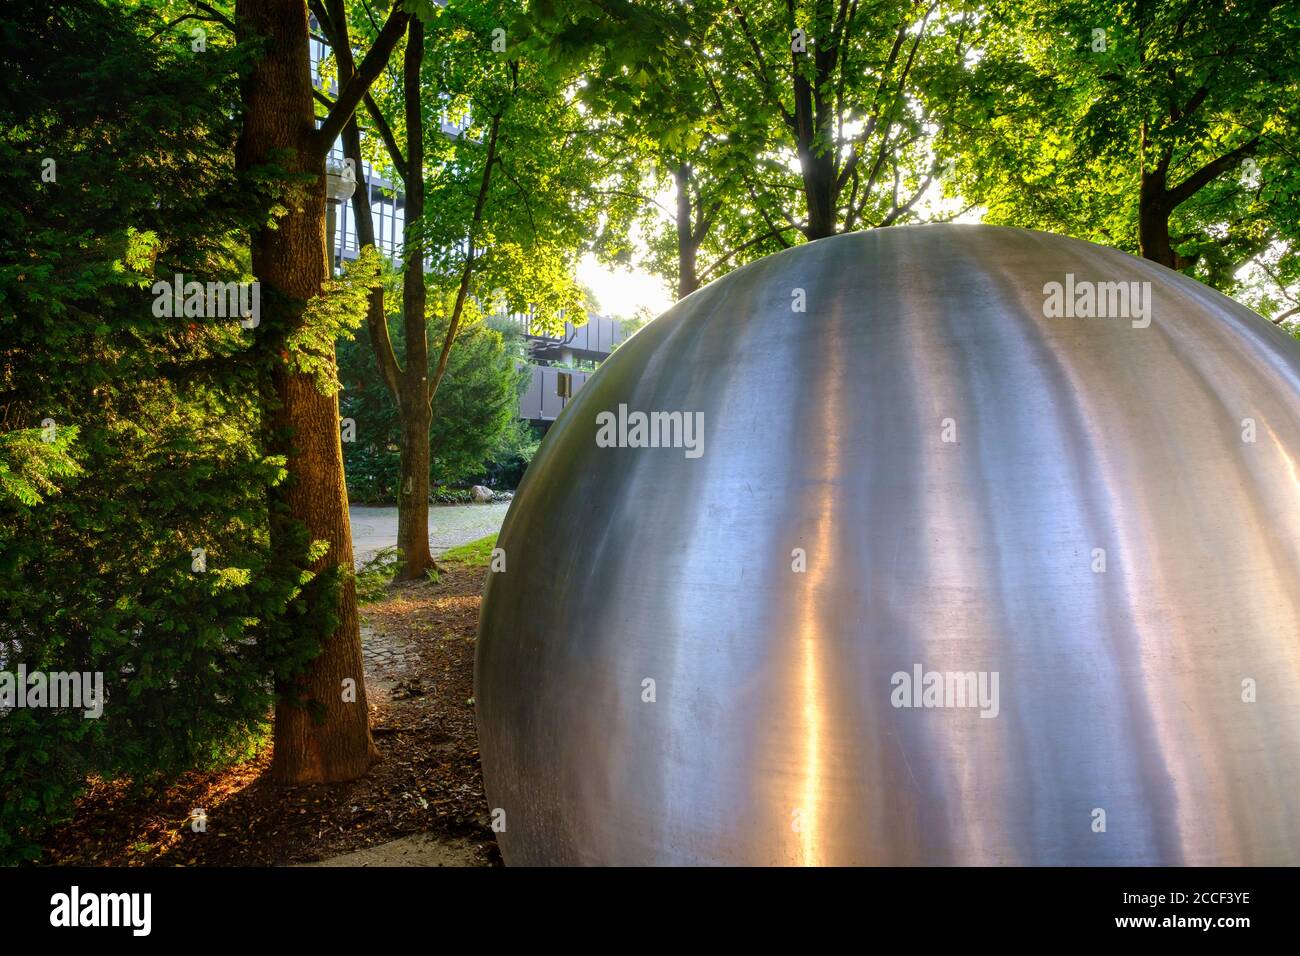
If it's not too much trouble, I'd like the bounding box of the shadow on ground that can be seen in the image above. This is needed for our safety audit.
[43,564,500,867]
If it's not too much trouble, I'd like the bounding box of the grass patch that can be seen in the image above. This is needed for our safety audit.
[439,533,498,568]
[355,536,498,597]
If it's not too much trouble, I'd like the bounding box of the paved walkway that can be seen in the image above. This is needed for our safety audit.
[300,833,484,867]
[350,502,511,567]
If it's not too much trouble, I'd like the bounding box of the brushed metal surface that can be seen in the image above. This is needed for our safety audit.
[475,225,1300,865]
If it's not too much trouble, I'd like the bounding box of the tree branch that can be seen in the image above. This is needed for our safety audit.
[194,1,235,32]
[311,5,409,155]
[320,0,402,396]
[1165,136,1260,209]
[835,22,908,192]
[429,112,504,408]
[308,0,334,39]
[699,225,799,282]
[730,3,795,129]
[312,0,403,182]
[363,92,406,177]
[343,115,402,398]
[149,12,229,41]
[878,164,935,226]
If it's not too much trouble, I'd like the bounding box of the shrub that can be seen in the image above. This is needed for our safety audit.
[0,0,312,862]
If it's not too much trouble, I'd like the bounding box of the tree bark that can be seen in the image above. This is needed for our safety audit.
[344,117,434,578]
[237,0,376,783]
[341,118,398,397]
[395,17,433,579]
[792,71,837,240]
[328,0,401,402]
[1138,189,1178,268]
[674,162,699,299]
[792,0,839,240]
[430,110,504,406]
[395,393,432,576]
[1137,120,1259,271]
[1137,140,1179,268]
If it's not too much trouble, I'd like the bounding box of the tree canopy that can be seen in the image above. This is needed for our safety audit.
[939,0,1300,319]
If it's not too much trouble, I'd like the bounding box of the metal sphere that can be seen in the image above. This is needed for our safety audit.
[475,225,1300,865]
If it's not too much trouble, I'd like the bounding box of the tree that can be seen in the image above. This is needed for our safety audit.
[313,1,439,578]
[939,0,1300,318]
[0,0,313,860]
[319,0,600,575]
[235,0,409,783]
[338,315,527,501]
[559,0,781,300]
[710,0,978,241]
[537,0,975,299]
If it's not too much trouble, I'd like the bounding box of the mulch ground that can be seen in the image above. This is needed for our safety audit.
[42,562,501,867]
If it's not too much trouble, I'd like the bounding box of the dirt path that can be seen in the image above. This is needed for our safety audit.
[43,561,499,867]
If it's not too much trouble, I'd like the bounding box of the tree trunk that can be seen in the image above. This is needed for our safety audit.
[341,119,396,396]
[792,3,838,241]
[674,163,699,299]
[793,72,837,241]
[1138,166,1178,269]
[395,17,433,579]
[799,153,837,240]
[236,0,376,783]
[1136,129,1181,269]
[328,8,431,579]
[396,393,432,576]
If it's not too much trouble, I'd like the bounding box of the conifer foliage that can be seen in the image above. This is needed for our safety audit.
[0,0,322,862]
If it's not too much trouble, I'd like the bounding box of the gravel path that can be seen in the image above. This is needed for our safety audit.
[349,502,511,567]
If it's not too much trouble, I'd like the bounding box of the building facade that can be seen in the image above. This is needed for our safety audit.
[506,314,626,424]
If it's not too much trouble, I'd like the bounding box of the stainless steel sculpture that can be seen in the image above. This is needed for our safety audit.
[475,225,1300,865]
